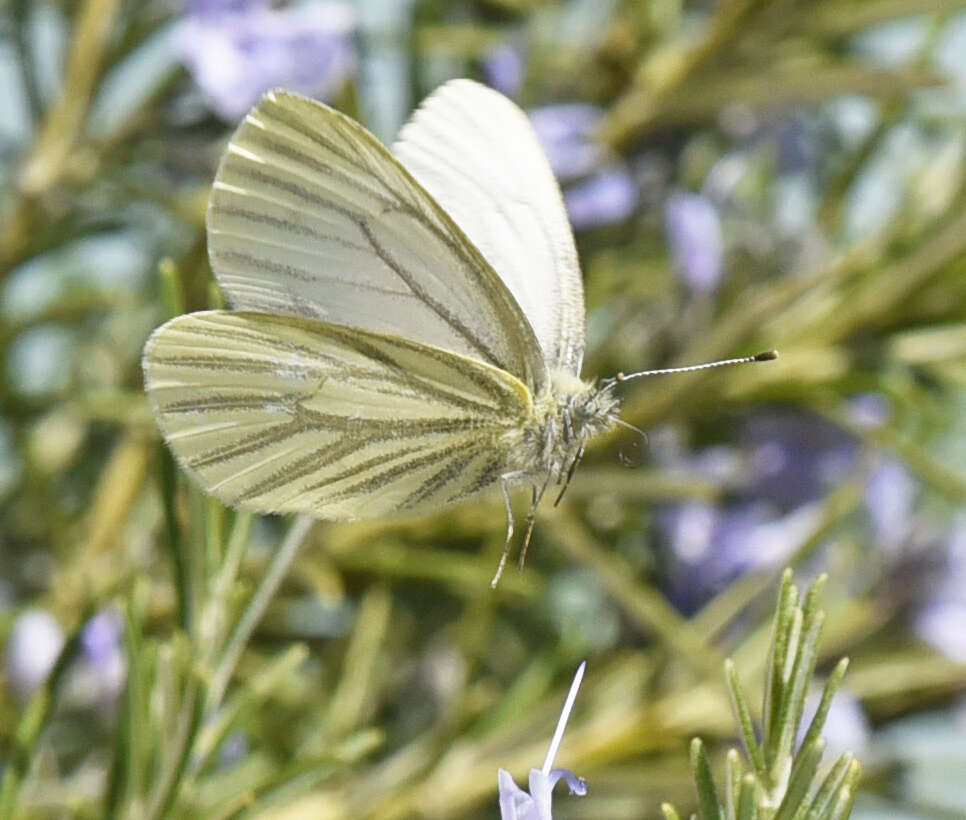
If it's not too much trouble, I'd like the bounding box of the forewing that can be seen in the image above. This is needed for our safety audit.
[393,79,586,375]
[208,89,547,393]
[143,311,531,518]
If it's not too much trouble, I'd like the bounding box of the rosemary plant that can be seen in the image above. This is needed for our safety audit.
[662,570,861,820]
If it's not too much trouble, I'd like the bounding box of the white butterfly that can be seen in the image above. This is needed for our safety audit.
[143,79,770,584]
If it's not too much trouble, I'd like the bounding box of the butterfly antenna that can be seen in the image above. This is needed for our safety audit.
[602,350,778,390]
[553,445,585,507]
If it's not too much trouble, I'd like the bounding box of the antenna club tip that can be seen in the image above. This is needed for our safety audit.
[754,350,779,362]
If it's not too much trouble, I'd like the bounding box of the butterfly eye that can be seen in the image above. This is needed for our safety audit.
[575,397,598,421]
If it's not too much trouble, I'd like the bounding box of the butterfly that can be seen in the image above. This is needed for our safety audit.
[142,79,773,584]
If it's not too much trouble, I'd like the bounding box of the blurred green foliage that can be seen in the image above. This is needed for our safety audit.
[1,0,965,818]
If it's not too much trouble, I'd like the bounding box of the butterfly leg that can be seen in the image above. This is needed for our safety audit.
[490,475,517,588]
[518,475,551,569]
[553,445,585,507]
[517,485,540,570]
[562,406,574,445]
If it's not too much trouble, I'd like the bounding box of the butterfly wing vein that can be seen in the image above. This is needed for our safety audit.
[393,79,586,374]
[144,311,532,519]
[207,89,548,393]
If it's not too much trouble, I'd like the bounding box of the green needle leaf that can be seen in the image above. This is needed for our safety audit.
[726,749,743,819]
[664,570,860,820]
[691,738,725,820]
[662,803,684,820]
[799,658,849,755]
[726,660,767,777]
[764,572,798,759]
[737,774,759,820]
[807,753,855,818]
[775,610,824,766]
[775,737,825,820]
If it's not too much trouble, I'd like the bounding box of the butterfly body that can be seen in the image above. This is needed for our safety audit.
[508,372,619,482]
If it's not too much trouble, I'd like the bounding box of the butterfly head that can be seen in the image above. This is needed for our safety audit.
[570,380,622,441]
[546,371,621,457]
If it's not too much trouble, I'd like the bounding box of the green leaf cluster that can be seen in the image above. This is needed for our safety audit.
[663,572,861,820]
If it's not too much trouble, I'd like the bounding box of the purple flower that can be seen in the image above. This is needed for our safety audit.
[917,600,966,662]
[528,103,638,229]
[864,457,916,553]
[647,427,743,488]
[4,609,64,699]
[219,730,249,767]
[660,501,819,613]
[661,501,717,566]
[176,0,355,121]
[484,42,525,98]
[498,662,588,819]
[742,412,857,510]
[564,169,636,230]
[499,768,587,820]
[529,104,603,180]
[916,521,966,661]
[664,191,724,292]
[73,608,126,705]
[191,0,262,12]
[776,119,814,174]
[81,608,123,667]
[846,392,891,428]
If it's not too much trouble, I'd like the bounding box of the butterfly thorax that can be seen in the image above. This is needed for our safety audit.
[505,370,620,485]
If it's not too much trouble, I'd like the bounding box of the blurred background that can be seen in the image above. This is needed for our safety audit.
[1,0,965,818]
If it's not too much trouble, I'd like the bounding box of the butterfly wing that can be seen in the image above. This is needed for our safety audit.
[207,89,548,394]
[143,311,532,518]
[393,79,586,375]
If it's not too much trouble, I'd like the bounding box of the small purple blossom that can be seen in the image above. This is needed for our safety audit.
[498,662,588,819]
[664,191,724,292]
[4,609,64,699]
[499,768,587,820]
[219,730,249,767]
[191,0,261,12]
[661,501,717,565]
[564,169,636,230]
[660,501,819,613]
[846,392,891,428]
[864,457,916,553]
[917,600,966,662]
[528,103,637,229]
[484,42,525,98]
[81,608,123,666]
[776,119,814,174]
[73,608,126,705]
[916,521,966,661]
[529,104,603,180]
[742,413,857,509]
[648,427,743,489]
[176,0,355,121]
